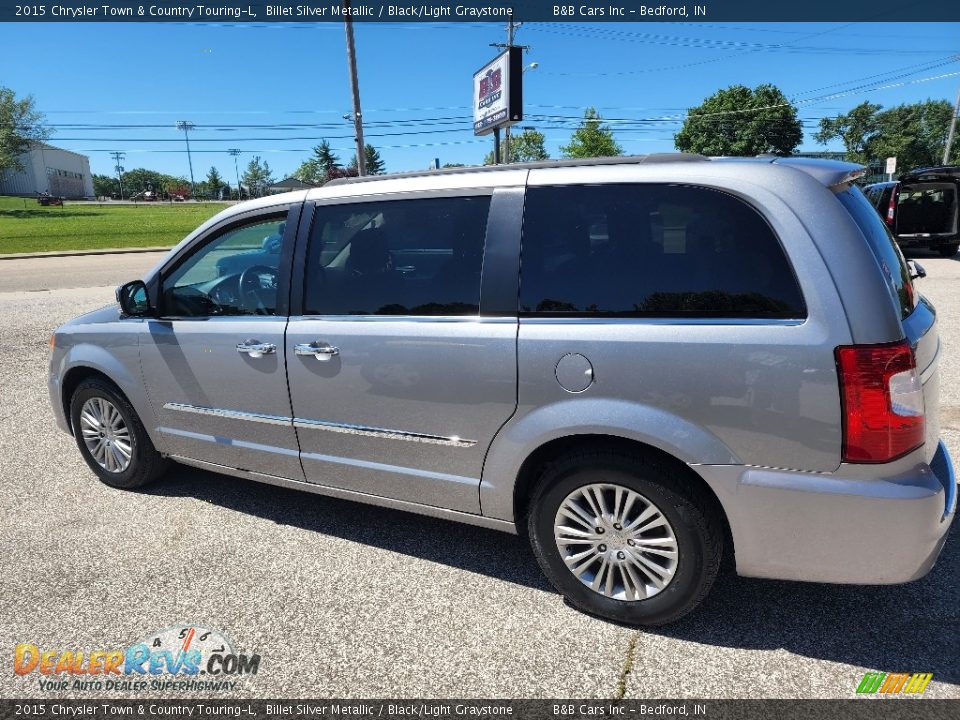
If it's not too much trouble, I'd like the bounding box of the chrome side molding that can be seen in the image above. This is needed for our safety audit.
[163,402,475,447]
[293,417,476,447]
[163,403,292,427]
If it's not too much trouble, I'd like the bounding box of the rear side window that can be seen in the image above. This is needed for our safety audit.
[837,188,915,320]
[520,184,806,318]
[303,195,490,316]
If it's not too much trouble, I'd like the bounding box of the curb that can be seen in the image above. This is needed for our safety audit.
[0,247,171,261]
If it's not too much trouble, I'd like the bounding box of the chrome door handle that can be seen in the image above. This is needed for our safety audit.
[294,342,340,361]
[236,340,276,358]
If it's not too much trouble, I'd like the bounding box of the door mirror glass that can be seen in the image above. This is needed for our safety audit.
[117,280,152,317]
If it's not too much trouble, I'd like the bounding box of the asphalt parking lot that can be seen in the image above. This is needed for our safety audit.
[0,250,956,700]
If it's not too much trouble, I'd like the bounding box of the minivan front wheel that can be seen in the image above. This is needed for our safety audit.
[528,450,722,626]
[70,378,167,489]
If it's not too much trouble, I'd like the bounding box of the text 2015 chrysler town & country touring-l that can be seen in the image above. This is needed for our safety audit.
[49,155,956,625]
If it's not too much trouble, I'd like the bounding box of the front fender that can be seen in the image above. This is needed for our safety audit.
[55,339,162,450]
[479,398,740,522]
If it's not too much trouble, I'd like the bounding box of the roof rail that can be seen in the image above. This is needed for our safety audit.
[324,153,709,186]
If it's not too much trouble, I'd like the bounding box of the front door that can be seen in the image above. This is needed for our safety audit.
[139,207,303,480]
[285,194,517,514]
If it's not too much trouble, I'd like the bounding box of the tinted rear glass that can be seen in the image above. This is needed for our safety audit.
[520,184,806,318]
[302,195,490,316]
[837,188,914,320]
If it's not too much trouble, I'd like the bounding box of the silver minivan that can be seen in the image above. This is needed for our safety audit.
[49,155,956,625]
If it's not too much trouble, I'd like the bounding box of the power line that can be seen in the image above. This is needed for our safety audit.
[527,22,955,55]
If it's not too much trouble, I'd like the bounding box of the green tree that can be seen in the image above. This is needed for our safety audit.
[561,108,623,158]
[814,101,882,164]
[349,144,385,175]
[485,128,550,164]
[312,139,340,173]
[92,174,118,198]
[0,86,49,175]
[816,99,958,169]
[120,168,171,197]
[205,166,225,198]
[294,140,342,184]
[242,156,274,197]
[674,84,802,157]
[292,159,322,185]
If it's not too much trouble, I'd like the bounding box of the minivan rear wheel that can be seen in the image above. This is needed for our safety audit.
[527,449,722,626]
[937,243,959,257]
[70,378,167,489]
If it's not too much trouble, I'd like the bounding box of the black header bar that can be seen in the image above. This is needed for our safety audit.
[2,0,960,23]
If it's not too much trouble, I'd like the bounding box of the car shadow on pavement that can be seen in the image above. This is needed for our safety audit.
[148,464,958,684]
[650,523,959,685]
[145,464,553,592]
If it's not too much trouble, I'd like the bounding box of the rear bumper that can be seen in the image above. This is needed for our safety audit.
[697,441,956,584]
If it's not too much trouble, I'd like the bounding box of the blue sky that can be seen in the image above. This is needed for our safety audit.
[3,21,959,181]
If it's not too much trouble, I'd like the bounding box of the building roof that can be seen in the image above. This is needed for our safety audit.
[29,141,91,161]
[268,177,318,191]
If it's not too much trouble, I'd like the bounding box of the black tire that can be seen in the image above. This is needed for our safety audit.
[69,377,167,489]
[527,448,723,626]
[937,243,959,258]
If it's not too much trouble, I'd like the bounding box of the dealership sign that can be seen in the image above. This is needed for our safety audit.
[473,47,523,135]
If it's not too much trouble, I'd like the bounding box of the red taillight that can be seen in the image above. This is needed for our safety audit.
[885,190,897,226]
[835,341,925,463]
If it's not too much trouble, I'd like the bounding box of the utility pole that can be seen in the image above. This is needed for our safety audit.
[176,121,196,191]
[343,0,366,176]
[228,149,242,200]
[503,19,517,164]
[943,81,960,165]
[110,151,125,200]
[490,20,528,165]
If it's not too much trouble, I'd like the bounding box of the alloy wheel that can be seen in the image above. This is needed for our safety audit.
[553,483,679,601]
[79,397,132,473]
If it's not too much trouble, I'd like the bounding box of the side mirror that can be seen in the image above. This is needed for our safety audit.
[116,280,153,317]
[907,260,926,280]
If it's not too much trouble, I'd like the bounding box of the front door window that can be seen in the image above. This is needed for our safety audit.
[161,217,286,317]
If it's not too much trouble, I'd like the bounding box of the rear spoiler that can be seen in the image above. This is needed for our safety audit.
[769,157,866,190]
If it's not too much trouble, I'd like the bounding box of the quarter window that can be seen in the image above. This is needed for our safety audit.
[520,184,806,319]
[303,196,491,316]
[161,215,287,317]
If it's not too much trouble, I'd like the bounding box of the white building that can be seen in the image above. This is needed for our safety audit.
[0,142,94,198]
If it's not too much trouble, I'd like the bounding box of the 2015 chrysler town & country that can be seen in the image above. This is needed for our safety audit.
[49,155,957,625]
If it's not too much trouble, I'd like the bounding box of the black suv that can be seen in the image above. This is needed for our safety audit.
[864,166,960,256]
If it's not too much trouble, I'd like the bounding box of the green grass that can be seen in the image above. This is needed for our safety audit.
[0,196,231,254]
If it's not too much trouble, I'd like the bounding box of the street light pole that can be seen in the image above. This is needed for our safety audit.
[228,149,242,200]
[176,121,196,192]
[343,0,366,176]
